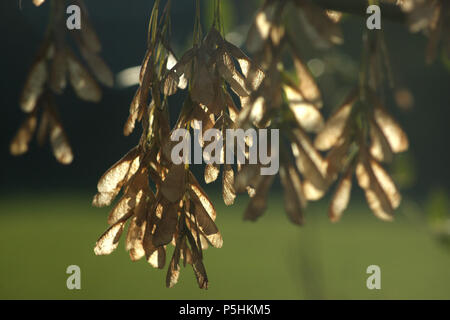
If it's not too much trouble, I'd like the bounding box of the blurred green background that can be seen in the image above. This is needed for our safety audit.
[1,191,449,299]
[1,0,449,300]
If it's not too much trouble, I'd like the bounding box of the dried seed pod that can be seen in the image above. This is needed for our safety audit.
[244,174,275,221]
[314,91,357,150]
[49,49,68,94]
[66,51,102,102]
[79,45,114,87]
[161,164,186,203]
[222,164,236,206]
[48,116,73,165]
[93,147,140,207]
[10,111,38,156]
[20,56,48,113]
[329,165,353,222]
[284,84,324,133]
[279,158,306,225]
[94,216,130,256]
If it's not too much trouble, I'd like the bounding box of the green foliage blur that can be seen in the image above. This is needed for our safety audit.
[0,192,449,299]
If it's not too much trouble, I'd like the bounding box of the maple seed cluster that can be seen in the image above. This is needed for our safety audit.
[12,0,449,289]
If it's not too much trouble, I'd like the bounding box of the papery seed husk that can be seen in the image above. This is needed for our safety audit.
[284,84,324,132]
[279,160,306,225]
[49,49,67,94]
[20,57,48,113]
[314,90,356,150]
[10,112,38,156]
[292,50,322,108]
[153,201,178,247]
[369,117,394,162]
[356,156,395,221]
[373,105,409,154]
[94,216,130,255]
[244,174,275,221]
[205,163,220,184]
[66,51,102,102]
[161,164,186,203]
[189,172,217,221]
[222,164,236,206]
[48,113,73,165]
[79,45,114,87]
[329,166,353,222]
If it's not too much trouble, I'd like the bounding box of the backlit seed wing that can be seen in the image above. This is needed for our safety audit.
[246,7,274,53]
[329,166,353,222]
[67,52,102,102]
[148,246,166,269]
[10,112,38,156]
[163,71,179,96]
[97,147,140,194]
[48,115,73,165]
[292,51,322,108]
[356,158,394,221]
[314,91,356,150]
[205,163,220,184]
[79,46,114,87]
[217,51,249,98]
[94,218,129,255]
[153,201,178,247]
[188,201,222,248]
[324,139,350,182]
[369,118,393,162]
[187,235,208,289]
[125,197,149,261]
[291,128,327,198]
[49,49,67,94]
[93,146,140,207]
[279,160,306,225]
[373,106,409,154]
[108,191,141,225]
[244,174,275,221]
[124,87,142,136]
[222,164,236,206]
[234,164,259,193]
[295,1,343,48]
[370,159,401,209]
[20,58,47,112]
[223,41,265,91]
[33,0,45,6]
[189,172,217,220]
[166,243,181,288]
[77,6,102,53]
[284,85,324,133]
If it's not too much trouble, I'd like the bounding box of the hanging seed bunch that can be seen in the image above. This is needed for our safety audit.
[317,29,409,222]
[93,0,246,289]
[12,0,428,289]
[10,0,112,164]
[233,0,343,224]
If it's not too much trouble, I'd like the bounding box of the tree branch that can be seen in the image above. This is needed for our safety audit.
[314,0,406,24]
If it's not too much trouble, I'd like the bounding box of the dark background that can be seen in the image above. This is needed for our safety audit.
[1,0,449,195]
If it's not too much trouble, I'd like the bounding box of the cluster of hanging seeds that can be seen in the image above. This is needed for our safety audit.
[12,0,448,289]
[11,0,112,164]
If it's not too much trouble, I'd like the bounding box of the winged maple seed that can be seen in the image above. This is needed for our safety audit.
[11,0,111,164]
